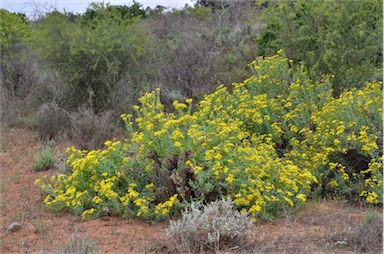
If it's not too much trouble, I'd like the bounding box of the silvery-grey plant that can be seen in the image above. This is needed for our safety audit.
[166,199,253,253]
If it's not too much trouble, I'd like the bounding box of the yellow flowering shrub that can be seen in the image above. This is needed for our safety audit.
[303,81,383,203]
[35,50,382,221]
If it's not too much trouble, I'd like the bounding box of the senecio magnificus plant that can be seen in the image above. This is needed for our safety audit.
[35,50,383,221]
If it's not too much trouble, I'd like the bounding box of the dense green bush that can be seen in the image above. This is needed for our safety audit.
[0,9,33,99]
[257,0,383,94]
[30,4,152,112]
[81,1,147,26]
[0,10,29,53]
[303,82,383,202]
[35,51,382,221]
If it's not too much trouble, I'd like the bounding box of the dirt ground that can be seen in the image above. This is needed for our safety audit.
[0,128,382,253]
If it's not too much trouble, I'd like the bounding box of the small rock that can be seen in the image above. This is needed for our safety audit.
[5,222,23,234]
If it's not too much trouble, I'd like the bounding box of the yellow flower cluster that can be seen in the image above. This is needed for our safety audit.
[81,208,96,219]
[155,194,179,215]
[35,50,382,222]
[307,80,383,204]
[120,183,139,206]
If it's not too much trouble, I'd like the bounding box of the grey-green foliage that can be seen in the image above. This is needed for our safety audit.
[30,4,153,113]
[32,146,55,171]
[62,232,99,254]
[166,199,253,252]
[257,0,383,95]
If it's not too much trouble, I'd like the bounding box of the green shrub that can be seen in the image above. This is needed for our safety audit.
[304,82,383,203]
[32,147,55,171]
[0,9,31,96]
[35,51,382,221]
[257,0,383,94]
[16,114,39,130]
[166,199,253,253]
[30,5,152,112]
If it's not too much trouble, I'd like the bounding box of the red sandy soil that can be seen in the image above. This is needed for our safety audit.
[0,128,381,253]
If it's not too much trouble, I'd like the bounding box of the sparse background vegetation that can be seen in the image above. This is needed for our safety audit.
[0,0,382,253]
[1,0,382,140]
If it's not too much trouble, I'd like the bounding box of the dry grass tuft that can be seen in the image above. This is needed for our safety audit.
[346,209,383,253]
[36,102,69,141]
[69,107,120,150]
[61,231,99,254]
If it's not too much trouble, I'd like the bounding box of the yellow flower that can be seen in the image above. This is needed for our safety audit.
[194,166,203,174]
[226,174,235,184]
[173,100,187,111]
[366,192,379,204]
[145,183,154,189]
[296,194,306,202]
[249,204,262,215]
[34,178,42,186]
[171,129,184,140]
[93,196,102,204]
[328,180,339,187]
[44,195,52,205]
[284,197,294,207]
[185,160,193,167]
[289,124,299,133]
[173,141,182,147]
[121,113,132,123]
[154,129,166,137]
[81,208,96,219]
[155,194,178,215]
